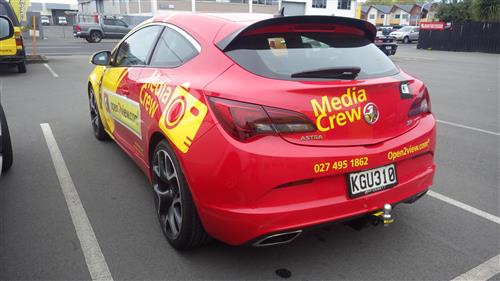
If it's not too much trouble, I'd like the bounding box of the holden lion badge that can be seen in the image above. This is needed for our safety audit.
[363,102,379,125]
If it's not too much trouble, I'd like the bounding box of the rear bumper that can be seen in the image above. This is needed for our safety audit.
[0,50,26,64]
[73,32,87,38]
[183,114,436,245]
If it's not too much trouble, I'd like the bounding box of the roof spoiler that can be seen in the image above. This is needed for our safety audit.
[216,16,376,51]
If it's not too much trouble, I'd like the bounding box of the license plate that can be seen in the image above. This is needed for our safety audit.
[385,46,392,50]
[347,164,397,198]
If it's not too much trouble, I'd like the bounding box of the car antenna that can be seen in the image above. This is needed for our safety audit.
[274,7,285,18]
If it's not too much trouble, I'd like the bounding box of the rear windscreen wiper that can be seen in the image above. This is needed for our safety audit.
[291,67,361,79]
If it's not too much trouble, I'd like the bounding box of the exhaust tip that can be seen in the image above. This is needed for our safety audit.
[253,230,302,247]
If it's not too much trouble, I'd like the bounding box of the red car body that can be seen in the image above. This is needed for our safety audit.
[88,14,436,246]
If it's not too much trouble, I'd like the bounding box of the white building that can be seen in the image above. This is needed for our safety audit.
[77,0,357,18]
[366,5,390,25]
[282,0,357,17]
[28,0,79,25]
[78,0,279,16]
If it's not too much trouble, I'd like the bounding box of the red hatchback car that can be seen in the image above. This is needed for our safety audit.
[87,13,436,249]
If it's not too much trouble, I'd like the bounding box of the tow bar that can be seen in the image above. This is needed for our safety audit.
[345,203,395,230]
[372,204,394,227]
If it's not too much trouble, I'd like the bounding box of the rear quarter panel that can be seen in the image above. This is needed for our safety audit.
[0,26,20,56]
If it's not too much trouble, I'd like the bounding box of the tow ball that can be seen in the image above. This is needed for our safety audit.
[372,204,394,227]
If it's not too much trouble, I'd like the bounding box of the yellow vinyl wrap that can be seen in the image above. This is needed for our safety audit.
[88,67,130,137]
[158,84,207,153]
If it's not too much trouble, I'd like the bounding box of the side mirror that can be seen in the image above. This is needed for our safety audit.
[0,16,14,41]
[91,51,111,66]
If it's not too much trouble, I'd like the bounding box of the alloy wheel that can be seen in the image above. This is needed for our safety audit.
[92,32,102,43]
[89,88,99,133]
[152,149,183,240]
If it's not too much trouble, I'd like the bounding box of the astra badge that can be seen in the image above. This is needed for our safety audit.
[363,103,379,125]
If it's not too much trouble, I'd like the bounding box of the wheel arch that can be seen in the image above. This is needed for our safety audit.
[147,131,201,204]
[89,29,103,35]
[148,131,166,167]
[87,81,93,95]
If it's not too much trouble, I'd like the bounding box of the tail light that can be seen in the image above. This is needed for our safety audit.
[15,31,23,47]
[208,97,316,142]
[408,87,431,117]
[75,25,81,32]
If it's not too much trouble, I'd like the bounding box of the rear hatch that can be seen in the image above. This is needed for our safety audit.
[214,16,422,147]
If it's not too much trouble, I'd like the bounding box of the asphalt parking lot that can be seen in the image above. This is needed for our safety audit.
[0,38,499,280]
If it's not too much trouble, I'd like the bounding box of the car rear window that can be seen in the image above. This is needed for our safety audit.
[224,32,399,80]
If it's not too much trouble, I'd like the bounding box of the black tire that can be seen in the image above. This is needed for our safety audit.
[403,36,410,44]
[151,140,209,250]
[0,104,13,173]
[17,62,26,73]
[88,86,109,141]
[85,37,94,43]
[90,31,102,43]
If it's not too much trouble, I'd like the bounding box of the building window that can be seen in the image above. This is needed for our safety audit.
[380,14,384,18]
[395,14,401,19]
[369,14,375,19]
[402,14,408,19]
[337,0,351,10]
[312,0,326,8]
[253,0,276,5]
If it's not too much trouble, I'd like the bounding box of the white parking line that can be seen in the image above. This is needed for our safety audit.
[451,255,500,281]
[43,63,59,78]
[437,120,500,136]
[40,123,113,281]
[427,190,500,225]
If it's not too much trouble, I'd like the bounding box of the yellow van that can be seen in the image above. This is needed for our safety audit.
[0,0,26,73]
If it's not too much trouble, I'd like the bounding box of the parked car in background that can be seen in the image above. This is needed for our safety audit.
[389,26,419,43]
[41,15,50,25]
[0,1,26,73]
[377,26,393,36]
[73,16,132,43]
[0,96,13,174]
[375,34,397,56]
[58,16,67,25]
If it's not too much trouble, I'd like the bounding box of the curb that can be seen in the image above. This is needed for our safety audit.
[26,54,49,64]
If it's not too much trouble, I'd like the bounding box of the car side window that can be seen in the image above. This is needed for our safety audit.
[114,25,163,67]
[116,20,127,27]
[149,27,199,68]
[103,19,113,25]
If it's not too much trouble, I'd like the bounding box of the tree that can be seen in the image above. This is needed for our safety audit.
[435,0,472,22]
[471,0,500,22]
